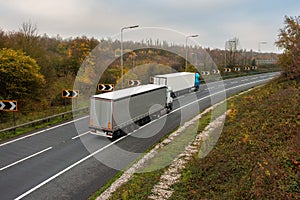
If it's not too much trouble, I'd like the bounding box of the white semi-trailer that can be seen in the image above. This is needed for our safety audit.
[89,84,173,138]
[153,72,196,97]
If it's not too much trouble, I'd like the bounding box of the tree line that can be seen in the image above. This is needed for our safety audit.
[0,21,282,122]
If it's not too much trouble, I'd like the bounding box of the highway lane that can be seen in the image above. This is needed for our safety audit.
[0,72,279,200]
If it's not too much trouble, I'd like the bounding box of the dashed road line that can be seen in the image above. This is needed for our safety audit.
[72,131,89,140]
[0,147,52,171]
[0,116,89,147]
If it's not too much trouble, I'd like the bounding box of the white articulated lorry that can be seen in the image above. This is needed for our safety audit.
[153,72,196,97]
[89,84,173,138]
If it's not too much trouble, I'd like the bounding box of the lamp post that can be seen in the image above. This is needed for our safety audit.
[121,25,139,88]
[185,34,198,71]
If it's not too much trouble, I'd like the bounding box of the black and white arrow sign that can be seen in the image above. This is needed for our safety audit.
[128,80,141,86]
[0,100,17,112]
[98,84,114,92]
[62,90,79,98]
[212,70,220,74]
[201,71,210,75]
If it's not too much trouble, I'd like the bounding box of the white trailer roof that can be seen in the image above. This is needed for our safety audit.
[92,84,166,100]
[154,72,195,78]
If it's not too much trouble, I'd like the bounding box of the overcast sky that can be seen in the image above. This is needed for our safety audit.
[0,0,299,52]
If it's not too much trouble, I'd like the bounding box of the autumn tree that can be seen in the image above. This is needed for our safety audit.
[276,16,300,80]
[4,21,42,60]
[68,36,99,75]
[0,48,45,102]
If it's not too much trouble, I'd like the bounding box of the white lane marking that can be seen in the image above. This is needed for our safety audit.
[0,116,89,147]
[241,79,247,82]
[15,76,275,200]
[72,131,89,140]
[231,81,238,84]
[0,147,52,171]
[15,134,129,200]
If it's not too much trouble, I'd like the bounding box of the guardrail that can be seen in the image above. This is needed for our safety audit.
[0,107,88,134]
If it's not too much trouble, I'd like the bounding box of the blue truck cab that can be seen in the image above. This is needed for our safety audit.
[195,72,200,91]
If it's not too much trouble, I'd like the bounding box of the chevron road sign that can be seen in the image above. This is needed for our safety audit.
[233,67,241,71]
[0,100,17,112]
[201,71,210,75]
[98,84,114,92]
[212,70,220,74]
[128,80,141,86]
[224,68,231,72]
[62,90,79,98]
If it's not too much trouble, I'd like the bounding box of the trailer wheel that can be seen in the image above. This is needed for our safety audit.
[166,104,172,114]
[171,92,176,98]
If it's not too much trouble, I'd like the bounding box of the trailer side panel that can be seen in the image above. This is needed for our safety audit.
[112,87,166,131]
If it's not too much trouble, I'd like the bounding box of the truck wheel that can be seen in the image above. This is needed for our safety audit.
[171,92,176,98]
[166,108,170,114]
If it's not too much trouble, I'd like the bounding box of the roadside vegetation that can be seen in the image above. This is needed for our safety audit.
[170,78,299,199]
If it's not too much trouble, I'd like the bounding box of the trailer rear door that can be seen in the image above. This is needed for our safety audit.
[90,98,113,131]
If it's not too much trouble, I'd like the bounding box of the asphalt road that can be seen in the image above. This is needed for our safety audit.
[0,72,280,200]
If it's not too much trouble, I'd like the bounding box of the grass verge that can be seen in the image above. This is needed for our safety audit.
[170,78,300,199]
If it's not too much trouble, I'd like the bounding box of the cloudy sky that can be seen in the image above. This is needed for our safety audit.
[0,0,299,52]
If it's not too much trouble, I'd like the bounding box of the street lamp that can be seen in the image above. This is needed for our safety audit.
[258,41,267,52]
[121,25,139,88]
[185,34,198,71]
